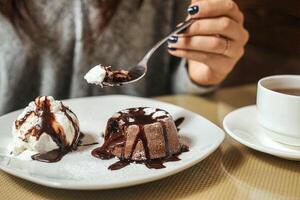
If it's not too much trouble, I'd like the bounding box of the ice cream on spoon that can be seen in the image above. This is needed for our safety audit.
[84,64,132,87]
[84,20,194,87]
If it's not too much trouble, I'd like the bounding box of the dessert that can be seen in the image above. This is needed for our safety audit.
[12,96,80,162]
[92,107,188,170]
[84,64,132,87]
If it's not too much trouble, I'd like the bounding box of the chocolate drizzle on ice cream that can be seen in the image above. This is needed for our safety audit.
[12,96,81,163]
[92,107,188,170]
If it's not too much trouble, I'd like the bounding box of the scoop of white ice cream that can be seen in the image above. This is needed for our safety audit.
[12,96,80,155]
[84,64,107,87]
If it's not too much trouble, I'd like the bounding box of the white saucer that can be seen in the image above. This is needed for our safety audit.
[223,105,300,161]
[0,95,224,190]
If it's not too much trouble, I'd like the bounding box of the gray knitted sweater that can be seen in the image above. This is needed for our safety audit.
[0,0,208,114]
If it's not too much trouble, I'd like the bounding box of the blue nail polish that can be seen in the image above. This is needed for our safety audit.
[168,47,176,51]
[187,6,199,15]
[168,35,178,43]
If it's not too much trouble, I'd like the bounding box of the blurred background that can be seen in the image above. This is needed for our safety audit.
[222,0,300,87]
[0,0,299,114]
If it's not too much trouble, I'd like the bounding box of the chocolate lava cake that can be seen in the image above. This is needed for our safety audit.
[92,107,188,170]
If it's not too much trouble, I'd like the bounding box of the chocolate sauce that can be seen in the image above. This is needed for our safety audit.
[142,145,189,169]
[108,145,189,170]
[92,108,167,161]
[102,66,132,86]
[15,111,36,129]
[129,125,150,160]
[15,96,81,163]
[78,142,99,147]
[32,97,68,149]
[60,103,80,149]
[92,134,125,159]
[175,117,185,128]
[92,147,115,160]
[92,107,189,170]
[108,160,130,170]
[70,132,86,152]
[144,160,166,169]
[31,149,68,163]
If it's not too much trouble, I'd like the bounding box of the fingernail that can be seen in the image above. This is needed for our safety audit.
[168,35,178,43]
[187,6,199,15]
[168,47,176,51]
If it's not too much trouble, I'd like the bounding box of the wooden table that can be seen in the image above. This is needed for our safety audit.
[1,84,300,200]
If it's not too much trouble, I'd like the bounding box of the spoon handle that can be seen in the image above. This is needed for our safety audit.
[140,19,195,64]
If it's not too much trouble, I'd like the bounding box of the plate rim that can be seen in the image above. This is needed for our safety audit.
[223,105,300,160]
[0,95,225,190]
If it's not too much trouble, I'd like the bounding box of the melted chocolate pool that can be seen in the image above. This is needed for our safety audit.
[92,108,188,170]
[106,145,189,170]
[31,149,69,163]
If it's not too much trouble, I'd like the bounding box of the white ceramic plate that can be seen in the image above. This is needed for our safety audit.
[223,105,300,161]
[0,95,224,190]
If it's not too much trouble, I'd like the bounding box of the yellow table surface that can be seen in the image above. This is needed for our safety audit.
[1,84,300,200]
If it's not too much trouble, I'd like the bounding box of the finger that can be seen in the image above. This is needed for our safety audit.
[168,48,227,64]
[169,35,227,55]
[168,36,244,58]
[168,49,235,84]
[188,60,232,85]
[182,18,249,44]
[188,60,226,85]
[187,0,244,24]
[168,35,243,57]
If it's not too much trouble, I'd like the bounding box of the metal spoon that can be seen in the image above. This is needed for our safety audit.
[102,19,194,86]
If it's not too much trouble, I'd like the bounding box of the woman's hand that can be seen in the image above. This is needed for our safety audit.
[168,0,249,85]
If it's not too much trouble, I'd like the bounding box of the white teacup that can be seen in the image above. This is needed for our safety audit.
[257,75,300,146]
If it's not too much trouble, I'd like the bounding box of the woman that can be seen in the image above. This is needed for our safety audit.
[0,0,248,114]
